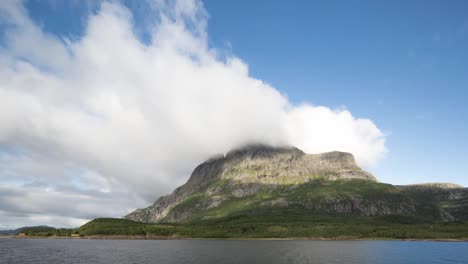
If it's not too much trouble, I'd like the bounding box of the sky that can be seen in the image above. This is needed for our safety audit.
[0,0,467,229]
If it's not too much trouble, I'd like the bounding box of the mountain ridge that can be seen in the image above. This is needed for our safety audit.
[0,225,54,235]
[125,145,467,224]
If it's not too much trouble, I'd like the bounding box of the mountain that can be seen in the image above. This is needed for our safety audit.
[0,229,21,235]
[0,226,54,235]
[125,145,468,224]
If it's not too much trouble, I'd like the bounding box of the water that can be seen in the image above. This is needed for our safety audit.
[1,239,468,264]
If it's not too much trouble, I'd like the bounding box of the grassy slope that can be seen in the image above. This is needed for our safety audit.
[21,179,468,239]
[167,179,443,223]
[74,214,468,239]
[74,180,468,239]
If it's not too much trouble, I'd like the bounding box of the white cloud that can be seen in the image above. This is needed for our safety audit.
[0,0,386,228]
[286,105,386,166]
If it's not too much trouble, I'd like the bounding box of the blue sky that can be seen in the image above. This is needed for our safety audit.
[25,0,468,185]
[203,0,468,185]
[0,0,467,228]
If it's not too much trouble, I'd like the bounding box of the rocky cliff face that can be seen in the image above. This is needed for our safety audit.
[124,145,467,223]
[126,145,378,223]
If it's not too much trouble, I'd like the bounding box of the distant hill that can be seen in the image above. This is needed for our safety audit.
[0,225,53,235]
[0,229,21,235]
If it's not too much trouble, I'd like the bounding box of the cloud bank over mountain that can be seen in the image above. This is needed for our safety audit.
[0,0,386,228]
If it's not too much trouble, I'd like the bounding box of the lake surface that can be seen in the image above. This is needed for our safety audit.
[1,239,468,264]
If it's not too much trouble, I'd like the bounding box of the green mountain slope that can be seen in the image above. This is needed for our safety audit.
[78,214,468,239]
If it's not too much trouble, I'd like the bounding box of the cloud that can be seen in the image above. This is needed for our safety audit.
[0,183,140,229]
[0,0,386,228]
[286,105,386,166]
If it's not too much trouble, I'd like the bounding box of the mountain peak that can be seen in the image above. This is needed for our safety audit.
[225,144,304,160]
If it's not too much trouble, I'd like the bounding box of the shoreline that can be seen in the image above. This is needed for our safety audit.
[11,235,468,242]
